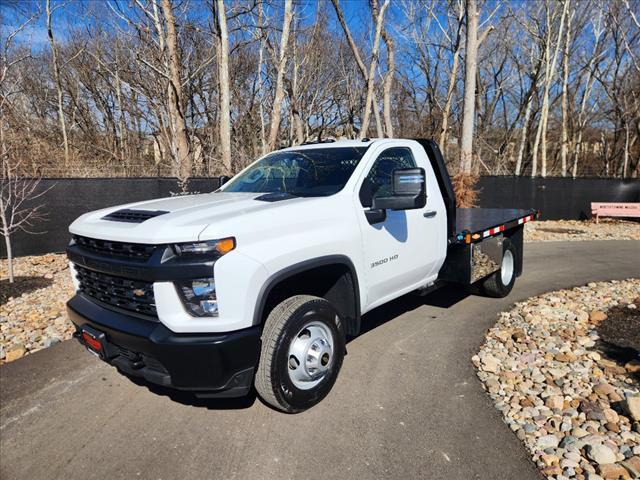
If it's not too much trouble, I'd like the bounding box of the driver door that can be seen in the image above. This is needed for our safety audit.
[356,146,444,309]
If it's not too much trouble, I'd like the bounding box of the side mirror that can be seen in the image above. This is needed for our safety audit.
[219,175,232,187]
[372,168,427,211]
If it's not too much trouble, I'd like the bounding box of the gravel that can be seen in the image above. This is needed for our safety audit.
[474,279,640,480]
[0,254,75,364]
[524,219,640,242]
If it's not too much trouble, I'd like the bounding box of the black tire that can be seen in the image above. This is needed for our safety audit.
[255,295,346,413]
[480,238,517,298]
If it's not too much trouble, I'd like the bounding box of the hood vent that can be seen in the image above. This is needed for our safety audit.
[102,209,169,223]
[254,192,297,202]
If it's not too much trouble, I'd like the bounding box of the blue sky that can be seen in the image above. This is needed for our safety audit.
[1,0,450,51]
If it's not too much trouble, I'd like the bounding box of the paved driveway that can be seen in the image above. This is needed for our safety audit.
[2,241,639,480]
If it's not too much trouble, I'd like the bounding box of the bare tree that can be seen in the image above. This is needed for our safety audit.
[46,0,70,167]
[514,32,543,177]
[530,0,569,177]
[267,0,294,152]
[331,0,383,137]
[361,0,390,139]
[559,7,573,177]
[1,0,637,179]
[0,161,50,282]
[374,0,395,137]
[572,8,604,178]
[459,0,479,173]
[215,0,232,173]
[160,0,191,183]
[438,0,464,151]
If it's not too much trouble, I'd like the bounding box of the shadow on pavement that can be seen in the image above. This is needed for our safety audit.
[122,373,258,410]
[354,284,472,339]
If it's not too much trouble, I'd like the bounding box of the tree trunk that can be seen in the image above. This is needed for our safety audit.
[3,232,13,283]
[160,0,191,182]
[46,0,70,167]
[291,70,305,145]
[114,46,128,164]
[438,8,462,152]
[256,2,267,156]
[0,184,13,282]
[622,121,629,178]
[573,14,603,178]
[460,0,479,173]
[378,1,395,138]
[216,0,232,174]
[360,0,389,139]
[289,17,305,145]
[560,8,572,177]
[267,0,294,152]
[330,0,383,137]
[515,92,534,176]
[531,0,568,177]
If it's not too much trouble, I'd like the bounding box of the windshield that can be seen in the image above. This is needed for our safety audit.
[222,147,369,197]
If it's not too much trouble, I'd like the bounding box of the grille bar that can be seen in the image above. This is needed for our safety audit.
[75,265,157,316]
[73,235,156,261]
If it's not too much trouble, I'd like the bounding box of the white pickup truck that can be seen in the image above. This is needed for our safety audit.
[66,138,537,412]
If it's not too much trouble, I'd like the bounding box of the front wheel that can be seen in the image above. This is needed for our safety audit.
[255,295,345,413]
[480,238,517,298]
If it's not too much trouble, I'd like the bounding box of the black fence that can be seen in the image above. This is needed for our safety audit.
[2,176,639,258]
[476,177,640,221]
[3,178,220,258]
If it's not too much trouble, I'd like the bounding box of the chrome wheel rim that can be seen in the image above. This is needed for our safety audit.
[501,249,514,286]
[287,321,334,390]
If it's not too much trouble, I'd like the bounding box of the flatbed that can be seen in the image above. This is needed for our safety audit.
[454,208,538,244]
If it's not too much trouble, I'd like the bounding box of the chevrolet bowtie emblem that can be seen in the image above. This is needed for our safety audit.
[132,289,146,297]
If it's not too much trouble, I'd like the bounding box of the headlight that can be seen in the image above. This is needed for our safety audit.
[176,278,218,316]
[173,237,235,257]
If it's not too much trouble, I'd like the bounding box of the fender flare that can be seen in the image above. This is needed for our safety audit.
[252,255,361,336]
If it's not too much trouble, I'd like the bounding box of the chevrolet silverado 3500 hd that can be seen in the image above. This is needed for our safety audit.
[66,138,538,412]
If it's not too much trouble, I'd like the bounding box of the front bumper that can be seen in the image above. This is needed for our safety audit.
[67,294,261,398]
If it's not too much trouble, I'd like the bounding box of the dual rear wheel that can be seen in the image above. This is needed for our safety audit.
[480,238,517,298]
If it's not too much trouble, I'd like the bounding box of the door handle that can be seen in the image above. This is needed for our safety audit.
[423,210,437,218]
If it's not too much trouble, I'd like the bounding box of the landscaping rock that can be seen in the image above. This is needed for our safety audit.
[621,456,640,477]
[1,254,75,364]
[586,445,617,465]
[597,463,631,480]
[590,311,608,324]
[475,279,640,480]
[5,344,26,362]
[628,397,640,423]
[537,434,561,450]
[524,219,640,243]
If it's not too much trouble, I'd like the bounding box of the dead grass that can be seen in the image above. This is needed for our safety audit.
[451,172,480,208]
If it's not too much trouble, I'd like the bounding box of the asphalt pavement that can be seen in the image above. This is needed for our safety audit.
[1,240,639,480]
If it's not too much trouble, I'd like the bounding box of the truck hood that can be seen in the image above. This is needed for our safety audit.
[69,192,316,244]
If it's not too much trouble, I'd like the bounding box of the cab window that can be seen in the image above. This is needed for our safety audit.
[359,147,417,207]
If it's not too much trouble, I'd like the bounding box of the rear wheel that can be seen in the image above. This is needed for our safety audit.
[255,295,345,413]
[480,238,517,298]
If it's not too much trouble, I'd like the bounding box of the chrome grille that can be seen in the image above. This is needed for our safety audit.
[75,265,157,316]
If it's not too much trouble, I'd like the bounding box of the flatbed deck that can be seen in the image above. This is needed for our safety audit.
[454,208,538,243]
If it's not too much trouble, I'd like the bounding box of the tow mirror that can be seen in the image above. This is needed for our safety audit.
[372,168,427,211]
[219,175,232,187]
